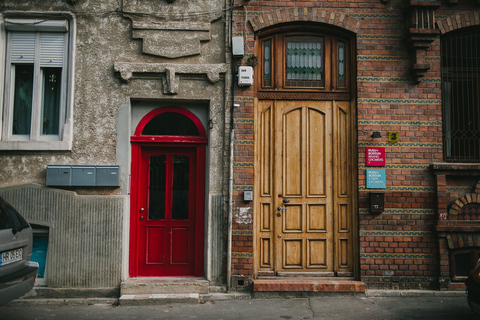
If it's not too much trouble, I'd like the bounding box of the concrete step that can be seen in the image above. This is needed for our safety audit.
[118,292,252,306]
[120,278,210,295]
[119,293,200,305]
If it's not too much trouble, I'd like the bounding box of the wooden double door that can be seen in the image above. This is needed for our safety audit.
[255,99,355,277]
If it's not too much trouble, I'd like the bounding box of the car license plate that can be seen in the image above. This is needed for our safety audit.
[0,248,23,266]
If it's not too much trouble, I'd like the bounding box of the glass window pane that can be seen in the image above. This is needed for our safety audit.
[148,155,166,220]
[172,155,190,220]
[285,36,323,88]
[338,41,346,88]
[13,64,34,135]
[263,39,271,87]
[142,112,200,136]
[42,68,62,135]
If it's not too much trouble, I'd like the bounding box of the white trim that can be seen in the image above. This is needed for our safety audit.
[0,13,75,150]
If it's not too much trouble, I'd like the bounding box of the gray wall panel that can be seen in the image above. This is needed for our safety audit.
[0,185,124,288]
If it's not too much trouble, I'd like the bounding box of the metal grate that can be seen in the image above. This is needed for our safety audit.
[441,27,480,162]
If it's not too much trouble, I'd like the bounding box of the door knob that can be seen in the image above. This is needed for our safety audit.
[277,206,287,210]
[140,216,144,220]
[283,199,290,203]
[140,208,145,212]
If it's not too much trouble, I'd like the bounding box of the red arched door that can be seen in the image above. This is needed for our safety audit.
[129,107,206,277]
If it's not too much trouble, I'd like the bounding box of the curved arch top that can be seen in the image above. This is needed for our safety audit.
[134,106,207,138]
[437,13,480,34]
[249,8,361,34]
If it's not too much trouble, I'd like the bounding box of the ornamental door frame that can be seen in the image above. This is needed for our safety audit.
[253,24,358,278]
[129,107,207,277]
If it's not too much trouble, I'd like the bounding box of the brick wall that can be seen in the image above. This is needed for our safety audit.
[231,0,480,290]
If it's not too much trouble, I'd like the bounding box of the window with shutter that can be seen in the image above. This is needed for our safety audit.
[0,17,74,150]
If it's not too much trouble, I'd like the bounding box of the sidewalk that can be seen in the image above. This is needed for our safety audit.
[0,290,475,320]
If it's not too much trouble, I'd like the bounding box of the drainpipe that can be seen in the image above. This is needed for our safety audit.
[227,128,234,292]
[226,0,235,293]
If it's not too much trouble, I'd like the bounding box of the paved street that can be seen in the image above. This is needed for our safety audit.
[0,295,477,320]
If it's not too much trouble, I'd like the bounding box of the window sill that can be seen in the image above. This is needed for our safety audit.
[0,140,72,151]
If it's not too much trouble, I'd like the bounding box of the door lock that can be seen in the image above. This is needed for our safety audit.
[140,216,144,220]
[277,235,282,238]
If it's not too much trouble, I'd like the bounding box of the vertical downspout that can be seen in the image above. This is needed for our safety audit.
[226,0,235,293]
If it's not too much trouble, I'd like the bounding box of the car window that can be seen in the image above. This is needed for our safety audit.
[0,205,15,230]
[0,199,30,231]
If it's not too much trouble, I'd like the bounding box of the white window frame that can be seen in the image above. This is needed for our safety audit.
[0,13,75,150]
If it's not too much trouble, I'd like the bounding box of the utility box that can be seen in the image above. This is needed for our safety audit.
[232,36,245,57]
[370,191,384,214]
[46,166,72,186]
[96,166,120,186]
[238,66,253,87]
[72,166,96,186]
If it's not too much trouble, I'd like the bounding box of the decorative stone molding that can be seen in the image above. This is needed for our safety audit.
[249,8,361,34]
[407,1,440,82]
[128,18,213,58]
[114,62,227,94]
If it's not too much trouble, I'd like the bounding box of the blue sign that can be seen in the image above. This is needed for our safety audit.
[366,169,386,189]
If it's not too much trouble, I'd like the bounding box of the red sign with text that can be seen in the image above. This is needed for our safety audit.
[366,147,385,167]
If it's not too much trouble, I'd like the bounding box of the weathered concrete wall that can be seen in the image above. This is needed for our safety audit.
[0,185,125,288]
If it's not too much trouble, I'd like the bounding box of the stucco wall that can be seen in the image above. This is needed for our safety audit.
[0,0,230,289]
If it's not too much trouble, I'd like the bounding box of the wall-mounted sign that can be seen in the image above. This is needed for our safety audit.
[388,131,399,143]
[366,169,386,189]
[366,147,385,167]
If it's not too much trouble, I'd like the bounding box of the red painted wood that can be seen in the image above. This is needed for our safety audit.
[129,107,205,278]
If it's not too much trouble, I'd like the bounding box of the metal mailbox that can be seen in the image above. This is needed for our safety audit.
[96,166,120,186]
[370,191,384,214]
[46,165,120,187]
[72,166,96,186]
[46,166,72,186]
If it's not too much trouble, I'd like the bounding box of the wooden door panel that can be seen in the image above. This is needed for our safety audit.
[260,104,274,197]
[257,100,275,272]
[334,101,353,275]
[255,99,353,276]
[147,227,165,263]
[308,239,327,268]
[307,204,327,232]
[307,108,327,197]
[283,204,302,232]
[284,239,303,268]
[171,227,189,263]
[283,108,303,197]
[260,237,272,268]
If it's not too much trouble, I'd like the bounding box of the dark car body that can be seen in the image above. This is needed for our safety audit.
[0,196,38,306]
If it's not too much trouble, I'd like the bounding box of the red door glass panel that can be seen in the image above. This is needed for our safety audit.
[137,147,197,276]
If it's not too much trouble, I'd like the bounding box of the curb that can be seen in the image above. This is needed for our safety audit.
[365,290,466,297]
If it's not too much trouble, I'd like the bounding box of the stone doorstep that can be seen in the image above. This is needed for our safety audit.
[253,279,366,293]
[120,278,210,295]
[119,293,200,306]
[118,292,252,306]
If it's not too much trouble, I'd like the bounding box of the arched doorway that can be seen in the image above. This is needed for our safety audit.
[254,25,357,277]
[129,107,207,277]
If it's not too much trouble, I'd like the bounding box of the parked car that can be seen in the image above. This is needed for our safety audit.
[466,258,480,314]
[0,196,38,306]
